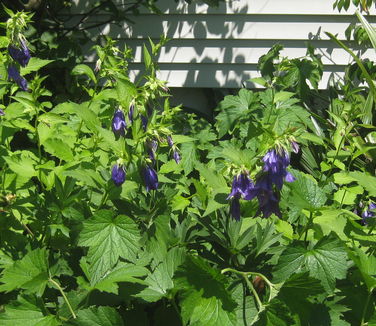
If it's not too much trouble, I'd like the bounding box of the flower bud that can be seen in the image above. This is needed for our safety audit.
[112,109,126,137]
[111,164,126,186]
[143,165,158,191]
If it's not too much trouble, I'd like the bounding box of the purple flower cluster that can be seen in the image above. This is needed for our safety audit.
[362,202,376,225]
[227,149,295,220]
[7,39,31,91]
[8,40,30,67]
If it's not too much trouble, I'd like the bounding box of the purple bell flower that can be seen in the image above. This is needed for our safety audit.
[112,109,126,137]
[128,103,134,123]
[0,109,4,116]
[173,150,181,164]
[230,197,241,221]
[362,202,376,225]
[143,165,158,191]
[111,164,126,186]
[167,135,174,147]
[8,40,31,67]
[7,65,28,91]
[227,173,257,201]
[141,115,148,132]
[262,149,295,189]
[227,173,257,221]
[291,141,300,154]
[146,139,158,161]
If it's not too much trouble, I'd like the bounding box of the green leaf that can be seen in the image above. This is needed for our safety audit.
[181,141,198,175]
[20,58,53,75]
[254,299,294,326]
[274,235,348,292]
[0,295,58,326]
[176,256,237,326]
[143,44,152,69]
[258,43,283,80]
[255,222,282,257]
[94,262,148,294]
[215,89,257,137]
[289,171,327,211]
[349,247,376,291]
[115,78,137,108]
[3,150,37,180]
[347,171,376,196]
[78,210,141,284]
[0,248,49,296]
[43,138,74,161]
[71,64,97,83]
[137,248,186,302]
[74,306,124,326]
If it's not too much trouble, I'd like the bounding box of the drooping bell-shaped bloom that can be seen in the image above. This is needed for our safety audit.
[262,149,295,189]
[227,172,257,221]
[141,115,148,132]
[254,175,281,218]
[146,139,158,161]
[227,173,257,201]
[167,135,174,147]
[112,109,126,137]
[0,109,4,116]
[143,165,158,191]
[111,164,126,186]
[8,40,31,67]
[362,202,376,225]
[173,150,181,164]
[291,141,300,154]
[230,197,241,221]
[7,65,28,91]
[128,103,134,123]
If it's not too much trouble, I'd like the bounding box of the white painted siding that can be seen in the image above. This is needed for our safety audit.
[72,0,376,89]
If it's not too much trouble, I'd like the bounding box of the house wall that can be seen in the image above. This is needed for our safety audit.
[70,0,376,113]
[71,0,376,89]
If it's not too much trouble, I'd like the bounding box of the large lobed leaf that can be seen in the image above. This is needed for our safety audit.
[274,235,348,292]
[175,256,237,326]
[78,210,141,284]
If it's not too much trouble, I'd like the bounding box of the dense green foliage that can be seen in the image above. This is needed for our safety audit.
[0,4,375,326]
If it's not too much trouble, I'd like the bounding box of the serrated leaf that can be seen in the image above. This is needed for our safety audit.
[274,236,348,292]
[175,256,237,326]
[255,222,282,257]
[254,299,294,326]
[0,295,57,326]
[94,262,148,294]
[43,138,74,161]
[215,89,257,137]
[181,141,198,175]
[0,248,49,296]
[289,171,327,211]
[20,58,53,75]
[78,210,141,284]
[136,248,186,302]
[74,306,124,326]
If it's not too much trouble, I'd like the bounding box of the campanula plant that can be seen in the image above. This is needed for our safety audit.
[0,5,375,326]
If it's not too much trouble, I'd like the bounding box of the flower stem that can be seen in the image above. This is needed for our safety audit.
[360,289,373,326]
[49,278,76,319]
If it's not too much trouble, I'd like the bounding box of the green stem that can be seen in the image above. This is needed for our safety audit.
[222,268,266,310]
[360,290,373,326]
[243,274,263,311]
[49,278,76,319]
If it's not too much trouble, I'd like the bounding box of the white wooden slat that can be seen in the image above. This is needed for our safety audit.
[96,15,373,41]
[126,42,374,65]
[128,63,346,88]
[71,0,375,15]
